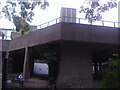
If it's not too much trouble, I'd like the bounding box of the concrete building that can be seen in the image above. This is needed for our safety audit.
[6,22,119,88]
[1,8,120,88]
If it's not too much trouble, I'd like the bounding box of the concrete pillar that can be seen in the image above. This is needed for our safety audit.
[56,43,93,88]
[23,47,30,79]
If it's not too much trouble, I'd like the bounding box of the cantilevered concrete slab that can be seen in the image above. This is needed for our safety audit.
[9,23,62,51]
[9,22,119,51]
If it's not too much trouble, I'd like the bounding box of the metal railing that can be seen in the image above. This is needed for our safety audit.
[0,17,120,40]
[37,16,120,29]
[0,29,15,40]
[37,17,60,29]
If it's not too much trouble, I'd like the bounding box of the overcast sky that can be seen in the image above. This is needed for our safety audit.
[0,0,119,29]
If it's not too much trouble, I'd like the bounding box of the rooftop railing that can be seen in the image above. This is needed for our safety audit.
[37,16,120,29]
[0,29,15,40]
[1,17,120,40]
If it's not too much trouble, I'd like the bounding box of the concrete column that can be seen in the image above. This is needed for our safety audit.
[23,47,30,79]
[56,43,93,88]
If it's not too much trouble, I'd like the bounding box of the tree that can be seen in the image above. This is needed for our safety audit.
[0,0,49,35]
[101,53,120,88]
[79,0,117,24]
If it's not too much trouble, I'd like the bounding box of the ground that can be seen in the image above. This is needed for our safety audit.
[6,78,49,88]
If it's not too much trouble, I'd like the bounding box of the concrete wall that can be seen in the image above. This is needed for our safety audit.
[9,23,62,51]
[0,40,10,52]
[61,23,118,45]
[56,43,93,88]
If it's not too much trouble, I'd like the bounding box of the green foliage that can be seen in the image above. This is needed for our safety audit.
[12,15,30,35]
[0,1,49,22]
[12,16,22,32]
[39,47,60,86]
[109,53,120,69]
[0,0,49,34]
[101,53,120,88]
[80,0,117,24]
[101,71,119,88]
[21,25,30,35]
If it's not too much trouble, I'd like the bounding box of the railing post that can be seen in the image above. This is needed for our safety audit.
[102,21,104,26]
[59,17,61,22]
[40,25,41,29]
[113,22,115,27]
[47,22,49,27]
[56,18,57,23]
[91,22,92,25]
[78,18,80,23]
[37,17,120,29]
[65,16,67,22]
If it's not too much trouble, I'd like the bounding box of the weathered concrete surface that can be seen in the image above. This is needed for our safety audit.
[7,22,120,88]
[9,23,62,51]
[56,43,93,88]
[61,23,118,45]
[24,78,49,88]
[5,78,49,88]
[0,40,10,52]
[9,22,119,51]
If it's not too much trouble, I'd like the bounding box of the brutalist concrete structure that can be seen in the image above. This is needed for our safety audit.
[7,22,119,88]
[4,7,120,88]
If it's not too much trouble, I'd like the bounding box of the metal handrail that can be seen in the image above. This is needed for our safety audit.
[37,16,120,29]
[1,17,120,40]
[0,29,14,40]
[37,17,60,29]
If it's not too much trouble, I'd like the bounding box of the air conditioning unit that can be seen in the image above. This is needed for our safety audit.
[60,7,76,23]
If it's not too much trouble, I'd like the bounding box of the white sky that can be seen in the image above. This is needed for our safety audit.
[0,0,119,29]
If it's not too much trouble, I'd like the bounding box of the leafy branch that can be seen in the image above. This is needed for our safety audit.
[80,0,117,24]
[0,0,49,34]
[101,53,120,88]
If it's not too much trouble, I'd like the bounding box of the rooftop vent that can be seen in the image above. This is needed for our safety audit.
[60,7,76,23]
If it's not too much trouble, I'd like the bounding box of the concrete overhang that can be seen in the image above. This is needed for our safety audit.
[9,23,62,51]
[61,22,119,44]
[8,22,119,51]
